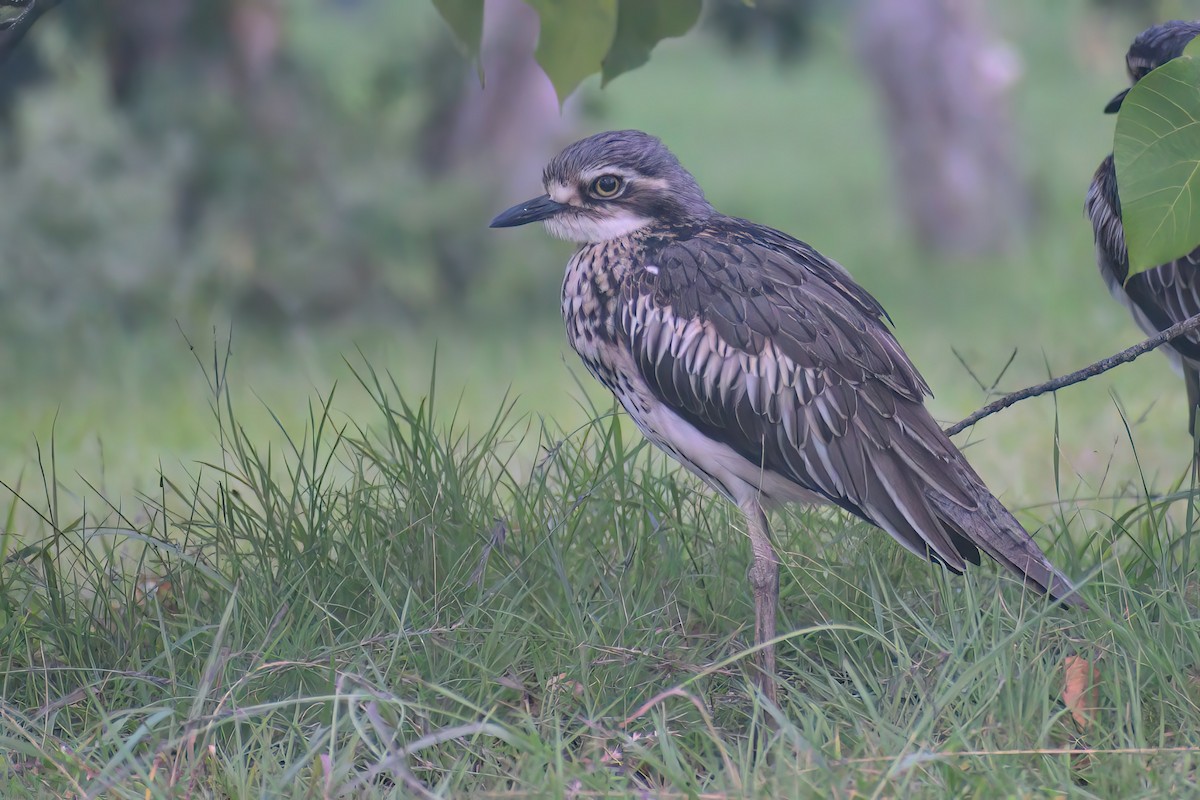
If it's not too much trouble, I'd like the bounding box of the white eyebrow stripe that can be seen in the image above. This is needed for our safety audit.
[579,166,640,183]
[578,171,670,194]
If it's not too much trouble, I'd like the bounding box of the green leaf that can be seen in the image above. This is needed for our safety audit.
[527,0,618,104]
[1114,35,1200,274]
[601,0,702,86]
[432,0,485,62]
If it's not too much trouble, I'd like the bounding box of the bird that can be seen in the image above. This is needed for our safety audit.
[491,129,1086,704]
[1087,20,1200,437]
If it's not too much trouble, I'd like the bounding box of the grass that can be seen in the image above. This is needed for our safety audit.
[3,0,1200,795]
[1,349,1198,797]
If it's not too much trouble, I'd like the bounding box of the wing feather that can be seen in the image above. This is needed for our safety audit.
[615,218,1081,604]
[1128,260,1200,363]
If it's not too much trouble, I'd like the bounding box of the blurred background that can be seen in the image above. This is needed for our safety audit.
[1,0,1197,515]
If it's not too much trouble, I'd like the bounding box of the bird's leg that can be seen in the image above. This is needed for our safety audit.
[741,499,780,706]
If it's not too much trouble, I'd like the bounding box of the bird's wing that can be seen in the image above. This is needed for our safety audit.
[617,219,1080,604]
[619,220,981,566]
[1126,256,1200,364]
[1088,154,1200,364]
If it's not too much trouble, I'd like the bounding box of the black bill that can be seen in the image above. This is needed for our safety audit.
[489,194,566,228]
[1105,87,1130,114]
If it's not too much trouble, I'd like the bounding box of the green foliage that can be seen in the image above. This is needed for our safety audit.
[527,0,617,102]
[430,0,484,60]
[432,0,702,102]
[600,0,703,86]
[0,2,497,333]
[0,66,192,333]
[1114,36,1200,273]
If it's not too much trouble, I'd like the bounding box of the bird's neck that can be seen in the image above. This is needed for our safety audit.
[572,227,660,268]
[561,229,659,350]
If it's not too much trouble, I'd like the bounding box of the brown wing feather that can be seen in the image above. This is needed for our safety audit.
[620,218,1083,605]
[1130,259,1200,363]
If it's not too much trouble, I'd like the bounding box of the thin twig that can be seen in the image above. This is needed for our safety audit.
[946,312,1200,436]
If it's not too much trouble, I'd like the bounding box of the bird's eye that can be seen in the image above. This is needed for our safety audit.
[590,175,623,198]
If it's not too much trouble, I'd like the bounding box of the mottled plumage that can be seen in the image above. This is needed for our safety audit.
[492,130,1085,702]
[1089,20,1200,433]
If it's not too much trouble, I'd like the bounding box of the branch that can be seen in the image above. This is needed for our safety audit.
[945,312,1200,437]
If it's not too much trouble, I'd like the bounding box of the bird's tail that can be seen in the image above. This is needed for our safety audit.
[928,487,1088,610]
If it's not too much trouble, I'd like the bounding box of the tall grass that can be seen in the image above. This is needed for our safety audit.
[1,347,1198,798]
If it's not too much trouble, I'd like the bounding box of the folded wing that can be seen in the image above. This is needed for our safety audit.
[618,219,1082,605]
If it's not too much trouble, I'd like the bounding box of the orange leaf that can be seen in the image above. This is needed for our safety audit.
[1062,655,1100,730]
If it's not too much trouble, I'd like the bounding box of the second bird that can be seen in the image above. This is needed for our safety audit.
[492,130,1085,704]
[1088,20,1200,436]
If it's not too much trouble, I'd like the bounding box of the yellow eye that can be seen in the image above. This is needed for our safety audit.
[590,174,623,198]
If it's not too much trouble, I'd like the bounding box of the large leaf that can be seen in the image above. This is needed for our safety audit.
[432,0,485,62]
[601,0,702,86]
[1114,36,1200,274]
[526,0,618,104]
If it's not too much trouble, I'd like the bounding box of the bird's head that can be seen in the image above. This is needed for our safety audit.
[489,130,714,243]
[1105,20,1200,113]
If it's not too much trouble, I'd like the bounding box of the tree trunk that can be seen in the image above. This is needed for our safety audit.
[857,0,1031,257]
[418,0,578,304]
